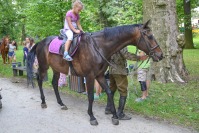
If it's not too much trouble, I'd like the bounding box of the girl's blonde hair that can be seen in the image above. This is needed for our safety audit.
[72,0,84,9]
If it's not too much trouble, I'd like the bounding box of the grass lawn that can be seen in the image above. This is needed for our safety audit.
[0,41,198,131]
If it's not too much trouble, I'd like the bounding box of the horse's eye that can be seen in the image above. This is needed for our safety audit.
[148,35,153,40]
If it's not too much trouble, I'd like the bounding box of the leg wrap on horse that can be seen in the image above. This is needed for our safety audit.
[139,81,147,91]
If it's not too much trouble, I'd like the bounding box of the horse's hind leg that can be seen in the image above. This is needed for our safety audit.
[37,71,47,108]
[52,70,67,110]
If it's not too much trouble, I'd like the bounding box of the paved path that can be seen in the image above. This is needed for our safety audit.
[0,77,197,133]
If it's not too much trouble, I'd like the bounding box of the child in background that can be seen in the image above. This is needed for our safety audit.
[23,41,29,66]
[136,51,151,102]
[63,0,84,61]
[94,80,102,100]
[82,79,103,101]
[8,41,17,64]
[58,73,67,87]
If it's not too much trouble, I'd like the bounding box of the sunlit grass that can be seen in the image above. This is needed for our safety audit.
[193,36,199,49]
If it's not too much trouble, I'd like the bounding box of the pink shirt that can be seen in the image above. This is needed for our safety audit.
[64,10,80,30]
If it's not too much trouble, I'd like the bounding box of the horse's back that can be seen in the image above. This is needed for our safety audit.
[36,36,56,47]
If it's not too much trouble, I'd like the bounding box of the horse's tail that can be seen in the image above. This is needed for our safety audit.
[27,43,38,87]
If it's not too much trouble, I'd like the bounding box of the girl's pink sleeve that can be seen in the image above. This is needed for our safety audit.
[66,10,72,18]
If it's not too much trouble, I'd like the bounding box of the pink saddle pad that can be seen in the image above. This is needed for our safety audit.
[49,37,62,54]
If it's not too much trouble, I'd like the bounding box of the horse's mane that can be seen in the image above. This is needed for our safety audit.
[1,37,8,46]
[103,24,141,40]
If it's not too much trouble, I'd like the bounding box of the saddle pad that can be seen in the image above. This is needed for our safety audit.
[49,37,62,54]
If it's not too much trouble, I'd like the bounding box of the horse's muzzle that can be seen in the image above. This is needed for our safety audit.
[152,53,164,62]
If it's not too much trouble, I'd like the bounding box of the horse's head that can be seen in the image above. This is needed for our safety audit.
[136,20,163,62]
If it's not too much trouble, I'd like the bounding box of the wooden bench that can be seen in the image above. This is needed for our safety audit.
[12,62,25,76]
[12,62,37,76]
[12,62,48,81]
[13,66,27,76]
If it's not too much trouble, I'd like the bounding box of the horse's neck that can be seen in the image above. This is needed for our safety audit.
[102,33,137,58]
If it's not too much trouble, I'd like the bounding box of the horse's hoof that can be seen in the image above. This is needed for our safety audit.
[90,119,98,126]
[61,105,68,110]
[112,118,119,125]
[41,103,47,108]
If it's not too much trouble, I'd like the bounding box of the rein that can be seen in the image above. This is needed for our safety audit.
[88,34,125,74]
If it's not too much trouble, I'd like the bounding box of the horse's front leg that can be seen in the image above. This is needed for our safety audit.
[96,76,119,125]
[52,71,67,110]
[86,77,98,125]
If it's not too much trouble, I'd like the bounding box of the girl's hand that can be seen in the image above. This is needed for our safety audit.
[75,29,81,34]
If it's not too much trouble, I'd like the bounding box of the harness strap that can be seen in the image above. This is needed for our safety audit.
[88,35,125,74]
[66,32,84,77]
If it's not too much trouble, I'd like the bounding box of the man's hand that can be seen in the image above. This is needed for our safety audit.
[139,55,148,60]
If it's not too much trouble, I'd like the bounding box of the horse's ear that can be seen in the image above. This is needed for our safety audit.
[143,20,151,29]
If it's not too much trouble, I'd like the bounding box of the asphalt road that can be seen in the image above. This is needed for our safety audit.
[0,77,197,133]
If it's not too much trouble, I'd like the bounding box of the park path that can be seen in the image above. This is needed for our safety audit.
[0,77,197,133]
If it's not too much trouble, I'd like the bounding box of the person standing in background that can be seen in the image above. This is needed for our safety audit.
[23,41,29,66]
[25,37,30,50]
[136,51,151,102]
[58,73,68,87]
[94,80,102,100]
[8,40,17,64]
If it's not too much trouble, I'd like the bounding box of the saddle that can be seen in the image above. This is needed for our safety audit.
[49,29,83,57]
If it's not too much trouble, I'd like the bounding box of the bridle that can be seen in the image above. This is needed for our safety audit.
[137,28,160,60]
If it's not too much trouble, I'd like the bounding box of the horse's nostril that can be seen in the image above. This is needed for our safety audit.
[160,54,164,60]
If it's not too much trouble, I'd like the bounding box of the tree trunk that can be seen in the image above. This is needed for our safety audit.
[21,18,26,45]
[183,0,194,49]
[143,0,188,83]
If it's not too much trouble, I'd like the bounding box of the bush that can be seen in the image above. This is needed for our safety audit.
[192,28,199,37]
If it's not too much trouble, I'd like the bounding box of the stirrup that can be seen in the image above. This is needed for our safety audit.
[63,55,73,61]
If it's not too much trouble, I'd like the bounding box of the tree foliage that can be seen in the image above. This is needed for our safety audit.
[0,0,19,39]
[0,0,198,43]
[176,0,199,28]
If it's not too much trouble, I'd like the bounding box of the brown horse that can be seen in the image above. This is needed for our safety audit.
[0,36,9,64]
[27,21,163,125]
